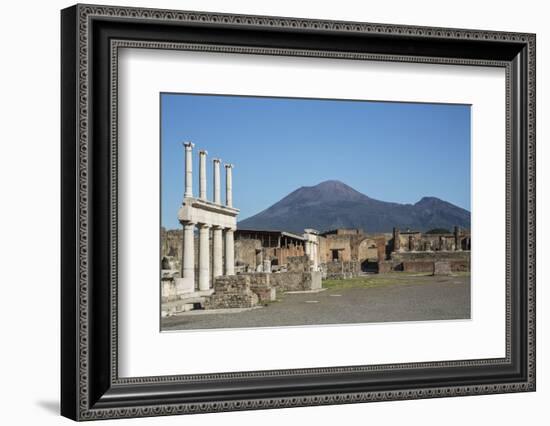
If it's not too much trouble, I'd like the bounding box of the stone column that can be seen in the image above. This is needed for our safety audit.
[212,226,223,278]
[263,258,272,273]
[182,222,195,286]
[255,249,263,271]
[225,164,233,207]
[198,224,210,291]
[454,226,461,251]
[183,142,194,199]
[199,150,208,200]
[213,158,221,204]
[313,243,319,270]
[393,227,401,252]
[224,228,235,275]
[304,241,311,257]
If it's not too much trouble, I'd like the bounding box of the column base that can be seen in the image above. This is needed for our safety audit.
[175,277,195,295]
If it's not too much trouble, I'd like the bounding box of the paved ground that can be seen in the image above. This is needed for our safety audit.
[161,273,470,331]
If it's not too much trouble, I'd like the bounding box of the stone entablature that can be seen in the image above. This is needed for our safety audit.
[178,198,239,230]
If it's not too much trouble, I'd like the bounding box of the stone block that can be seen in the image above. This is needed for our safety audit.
[433,261,452,276]
[175,276,195,295]
[310,271,322,290]
[377,261,393,274]
[403,261,434,273]
[205,274,261,309]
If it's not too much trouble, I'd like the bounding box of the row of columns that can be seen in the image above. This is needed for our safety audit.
[392,226,465,252]
[183,142,233,206]
[182,223,235,291]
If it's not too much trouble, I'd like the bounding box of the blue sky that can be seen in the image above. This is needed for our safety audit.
[161,93,471,230]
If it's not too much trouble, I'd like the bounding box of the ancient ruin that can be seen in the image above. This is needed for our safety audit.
[178,143,239,292]
[161,143,323,316]
[161,143,471,317]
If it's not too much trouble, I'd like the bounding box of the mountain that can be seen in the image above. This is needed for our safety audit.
[237,180,470,234]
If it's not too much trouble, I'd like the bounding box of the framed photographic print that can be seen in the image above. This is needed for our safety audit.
[61,4,536,421]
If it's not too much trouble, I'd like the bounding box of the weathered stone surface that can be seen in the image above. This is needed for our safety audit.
[161,277,178,302]
[205,275,259,309]
[450,260,469,272]
[378,261,393,274]
[270,271,321,291]
[323,260,360,280]
[235,239,262,270]
[433,261,452,276]
[286,255,312,273]
[248,273,276,303]
[390,251,470,273]
[403,261,434,273]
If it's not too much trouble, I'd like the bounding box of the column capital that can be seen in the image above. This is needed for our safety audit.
[199,149,208,156]
[224,163,234,169]
[183,221,196,229]
[183,141,195,150]
[212,157,221,164]
[197,223,211,229]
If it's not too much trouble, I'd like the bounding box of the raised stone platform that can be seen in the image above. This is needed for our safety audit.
[385,250,470,273]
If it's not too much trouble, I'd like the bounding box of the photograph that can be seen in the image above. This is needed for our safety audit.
[56,2,536,421]
[159,93,472,331]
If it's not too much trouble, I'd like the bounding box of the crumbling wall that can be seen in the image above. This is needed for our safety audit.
[386,251,470,273]
[402,261,434,273]
[357,238,379,262]
[286,255,312,272]
[248,273,276,303]
[161,228,183,272]
[269,271,322,291]
[204,275,260,309]
[235,239,262,270]
[323,260,360,279]
[268,245,305,266]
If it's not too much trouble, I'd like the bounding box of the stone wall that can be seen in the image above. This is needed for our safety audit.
[269,271,322,292]
[204,275,260,309]
[233,239,306,272]
[357,238,379,262]
[389,251,470,272]
[286,255,312,272]
[247,273,276,303]
[402,261,434,273]
[235,238,262,270]
[266,245,305,267]
[161,228,183,272]
[204,270,321,309]
[323,260,360,279]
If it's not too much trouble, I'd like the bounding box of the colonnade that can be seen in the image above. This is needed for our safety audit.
[180,142,237,292]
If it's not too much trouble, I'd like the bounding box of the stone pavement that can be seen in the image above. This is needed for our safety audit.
[161,274,470,331]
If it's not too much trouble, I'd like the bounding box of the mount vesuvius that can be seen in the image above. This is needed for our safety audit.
[237,180,470,234]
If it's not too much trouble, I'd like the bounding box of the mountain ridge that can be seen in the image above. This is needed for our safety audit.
[238,180,470,234]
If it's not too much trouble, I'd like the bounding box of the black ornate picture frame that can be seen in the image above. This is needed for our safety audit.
[61,4,536,421]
